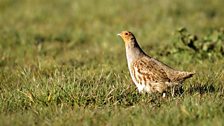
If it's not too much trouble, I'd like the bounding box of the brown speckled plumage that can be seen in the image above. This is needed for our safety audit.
[117,31,195,94]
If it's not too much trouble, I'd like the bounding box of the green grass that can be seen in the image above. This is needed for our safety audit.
[0,0,224,125]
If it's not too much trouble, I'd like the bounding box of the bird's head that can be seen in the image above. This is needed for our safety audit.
[117,31,136,43]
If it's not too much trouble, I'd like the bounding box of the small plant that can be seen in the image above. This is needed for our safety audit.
[173,27,224,60]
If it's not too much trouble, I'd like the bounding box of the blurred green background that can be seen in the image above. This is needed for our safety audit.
[0,0,224,126]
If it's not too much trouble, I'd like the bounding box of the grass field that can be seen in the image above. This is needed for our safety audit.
[0,0,224,125]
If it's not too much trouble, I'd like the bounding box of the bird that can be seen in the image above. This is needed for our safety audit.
[117,31,195,95]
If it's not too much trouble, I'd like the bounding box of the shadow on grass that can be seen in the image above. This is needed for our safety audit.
[162,84,216,97]
[186,84,216,95]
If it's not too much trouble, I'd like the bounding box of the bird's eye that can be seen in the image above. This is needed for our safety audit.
[125,33,128,35]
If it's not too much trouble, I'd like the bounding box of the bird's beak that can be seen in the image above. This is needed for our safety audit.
[117,33,121,36]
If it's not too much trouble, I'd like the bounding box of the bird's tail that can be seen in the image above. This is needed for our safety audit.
[175,71,195,82]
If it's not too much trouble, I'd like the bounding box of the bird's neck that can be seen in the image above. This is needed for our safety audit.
[125,39,145,65]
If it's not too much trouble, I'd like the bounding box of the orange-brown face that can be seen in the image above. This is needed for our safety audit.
[117,31,135,43]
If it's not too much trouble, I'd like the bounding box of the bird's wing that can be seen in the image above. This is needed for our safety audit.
[132,56,171,83]
[150,58,195,82]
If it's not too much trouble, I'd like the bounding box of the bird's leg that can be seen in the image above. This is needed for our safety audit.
[171,86,175,97]
[136,84,144,93]
[162,92,166,98]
